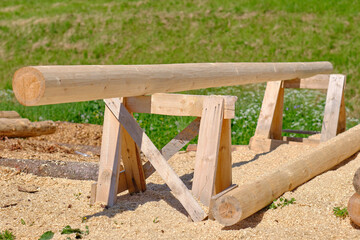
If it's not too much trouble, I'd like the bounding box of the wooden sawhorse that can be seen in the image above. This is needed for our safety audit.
[249,74,346,152]
[91,93,237,221]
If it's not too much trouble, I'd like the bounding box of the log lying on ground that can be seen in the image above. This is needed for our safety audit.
[0,111,21,118]
[0,158,98,180]
[13,62,333,106]
[0,118,56,137]
[211,124,360,226]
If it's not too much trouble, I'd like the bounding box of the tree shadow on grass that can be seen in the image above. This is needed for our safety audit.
[84,172,194,220]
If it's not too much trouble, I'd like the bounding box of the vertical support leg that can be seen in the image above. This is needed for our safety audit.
[192,96,224,207]
[252,81,283,138]
[95,105,122,206]
[321,74,346,142]
[214,118,232,195]
[337,90,346,134]
[121,125,146,193]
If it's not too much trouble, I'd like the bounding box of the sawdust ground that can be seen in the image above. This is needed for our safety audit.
[0,122,359,239]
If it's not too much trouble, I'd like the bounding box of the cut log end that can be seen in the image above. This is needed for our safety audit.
[13,67,45,106]
[348,192,360,226]
[353,167,360,194]
[212,196,242,226]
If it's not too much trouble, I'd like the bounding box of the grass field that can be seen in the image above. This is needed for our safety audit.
[1,0,359,147]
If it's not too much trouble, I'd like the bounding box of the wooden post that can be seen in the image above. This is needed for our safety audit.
[95,105,122,206]
[321,74,346,142]
[212,124,360,226]
[192,96,224,206]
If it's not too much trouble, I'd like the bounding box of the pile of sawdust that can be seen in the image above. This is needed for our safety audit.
[0,122,359,239]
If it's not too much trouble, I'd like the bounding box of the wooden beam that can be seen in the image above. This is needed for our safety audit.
[212,124,360,226]
[125,93,237,119]
[321,74,346,142]
[142,117,201,178]
[13,62,333,106]
[192,96,224,206]
[0,111,21,118]
[282,129,320,135]
[105,98,206,222]
[283,74,330,89]
[120,125,146,194]
[214,119,232,195]
[252,81,283,139]
[0,118,56,138]
[95,105,122,206]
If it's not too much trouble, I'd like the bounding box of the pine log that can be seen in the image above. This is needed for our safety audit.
[0,118,56,137]
[13,62,332,106]
[348,192,360,226]
[353,167,360,194]
[211,124,360,226]
[0,158,98,180]
[0,111,21,118]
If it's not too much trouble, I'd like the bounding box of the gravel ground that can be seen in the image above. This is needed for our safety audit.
[0,122,359,239]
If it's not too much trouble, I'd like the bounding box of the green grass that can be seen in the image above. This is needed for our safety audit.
[0,230,15,240]
[1,0,360,147]
[333,206,349,219]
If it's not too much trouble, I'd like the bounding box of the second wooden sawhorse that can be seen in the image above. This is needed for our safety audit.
[91,93,237,222]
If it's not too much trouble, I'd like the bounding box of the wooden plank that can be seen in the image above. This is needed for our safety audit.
[95,105,122,206]
[269,84,284,140]
[192,96,224,207]
[120,125,146,193]
[125,93,237,119]
[186,144,246,152]
[90,183,97,206]
[117,169,128,193]
[214,119,232,195]
[0,111,21,118]
[283,74,330,89]
[337,90,346,134]
[253,81,283,138]
[13,62,333,106]
[142,117,201,178]
[320,74,346,142]
[104,98,207,222]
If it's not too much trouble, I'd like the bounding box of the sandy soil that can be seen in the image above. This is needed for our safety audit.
[1,122,359,239]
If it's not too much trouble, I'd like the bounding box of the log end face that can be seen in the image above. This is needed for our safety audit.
[212,196,242,226]
[12,67,45,106]
[348,192,360,226]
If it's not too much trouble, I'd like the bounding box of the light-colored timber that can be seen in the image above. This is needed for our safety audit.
[348,193,360,227]
[0,118,56,137]
[13,62,333,106]
[353,168,360,195]
[95,106,123,206]
[125,93,237,119]
[0,111,21,118]
[320,74,346,142]
[192,96,224,206]
[212,124,360,226]
[105,98,207,222]
[283,74,330,89]
[214,119,232,195]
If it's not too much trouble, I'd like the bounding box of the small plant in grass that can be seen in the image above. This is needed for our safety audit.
[20,219,25,225]
[333,207,348,218]
[153,217,160,223]
[0,230,15,240]
[74,192,82,200]
[269,197,296,209]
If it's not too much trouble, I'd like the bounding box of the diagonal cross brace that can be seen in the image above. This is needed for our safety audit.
[104,98,206,222]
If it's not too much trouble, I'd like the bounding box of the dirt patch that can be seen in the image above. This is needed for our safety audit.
[1,122,360,239]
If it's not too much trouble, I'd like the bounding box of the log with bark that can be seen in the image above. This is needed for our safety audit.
[0,118,56,137]
[0,111,21,118]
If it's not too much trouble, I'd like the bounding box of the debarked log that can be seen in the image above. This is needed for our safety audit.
[13,62,332,106]
[0,158,98,181]
[211,124,360,226]
[0,118,56,137]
